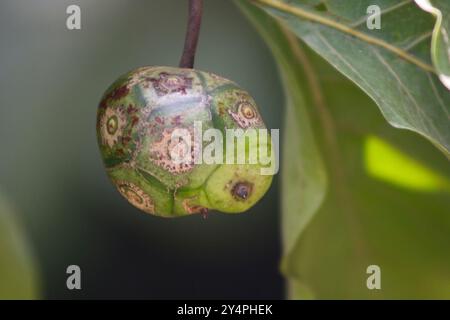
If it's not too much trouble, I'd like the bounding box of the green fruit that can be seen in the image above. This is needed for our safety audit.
[97,66,274,217]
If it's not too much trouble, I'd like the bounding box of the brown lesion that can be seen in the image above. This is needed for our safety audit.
[227,97,262,129]
[147,72,193,96]
[239,102,257,119]
[150,128,199,174]
[116,181,155,214]
[99,103,140,153]
[99,106,127,148]
[110,85,130,101]
[99,84,130,110]
[182,198,208,215]
[231,181,253,201]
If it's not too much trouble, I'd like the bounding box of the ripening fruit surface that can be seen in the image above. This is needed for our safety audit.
[96,66,274,217]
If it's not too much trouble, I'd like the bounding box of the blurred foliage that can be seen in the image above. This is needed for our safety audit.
[0,191,40,299]
[238,0,450,299]
[364,135,450,192]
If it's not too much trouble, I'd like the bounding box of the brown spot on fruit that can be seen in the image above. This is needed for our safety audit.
[149,72,193,96]
[227,100,261,128]
[240,102,257,119]
[110,85,130,101]
[116,181,155,214]
[182,199,208,215]
[232,182,253,201]
[150,128,199,174]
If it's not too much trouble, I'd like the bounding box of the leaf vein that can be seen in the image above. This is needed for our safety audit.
[372,49,442,141]
[403,31,433,51]
[253,0,436,73]
[314,30,399,120]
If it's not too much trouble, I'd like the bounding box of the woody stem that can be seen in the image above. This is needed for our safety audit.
[179,0,203,69]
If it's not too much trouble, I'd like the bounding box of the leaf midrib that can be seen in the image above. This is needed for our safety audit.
[253,0,436,73]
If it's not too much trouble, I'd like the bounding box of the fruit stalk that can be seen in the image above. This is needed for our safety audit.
[179,0,203,69]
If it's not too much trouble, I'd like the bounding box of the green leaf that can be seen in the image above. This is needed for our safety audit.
[238,0,450,299]
[0,192,40,299]
[415,0,450,89]
[236,0,327,257]
[252,0,450,157]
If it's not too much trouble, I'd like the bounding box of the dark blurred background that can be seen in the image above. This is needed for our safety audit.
[0,0,284,299]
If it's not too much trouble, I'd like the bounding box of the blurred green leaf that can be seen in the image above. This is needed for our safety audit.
[238,0,450,299]
[236,0,327,258]
[414,0,450,89]
[0,192,40,299]
[251,0,450,157]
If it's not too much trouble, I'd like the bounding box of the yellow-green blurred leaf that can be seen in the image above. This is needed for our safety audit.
[0,192,40,299]
[364,135,450,192]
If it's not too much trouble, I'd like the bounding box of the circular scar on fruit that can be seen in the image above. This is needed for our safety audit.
[232,182,253,201]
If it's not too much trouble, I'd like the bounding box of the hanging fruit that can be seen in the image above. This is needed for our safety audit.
[96,0,275,217]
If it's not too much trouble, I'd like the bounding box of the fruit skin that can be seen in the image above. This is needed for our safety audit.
[97,66,274,217]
